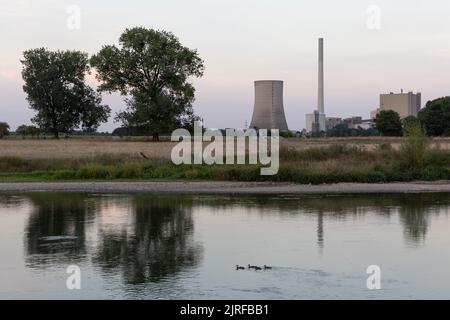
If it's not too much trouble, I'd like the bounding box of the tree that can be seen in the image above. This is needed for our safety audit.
[90,27,204,140]
[402,116,421,132]
[0,122,10,139]
[21,48,111,138]
[374,110,403,136]
[16,125,42,139]
[418,97,450,136]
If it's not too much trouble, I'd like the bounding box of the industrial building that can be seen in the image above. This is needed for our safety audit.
[306,111,326,134]
[325,117,343,131]
[343,117,374,130]
[250,80,289,131]
[306,38,326,133]
[325,116,374,131]
[372,90,422,119]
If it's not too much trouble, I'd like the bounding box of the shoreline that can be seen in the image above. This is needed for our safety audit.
[1,181,450,194]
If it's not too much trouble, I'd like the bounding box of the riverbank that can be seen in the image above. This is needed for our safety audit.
[1,181,450,194]
[2,140,450,184]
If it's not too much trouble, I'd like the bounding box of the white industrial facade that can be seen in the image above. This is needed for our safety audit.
[306,111,326,134]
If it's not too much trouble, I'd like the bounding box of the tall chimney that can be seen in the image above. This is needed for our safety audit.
[318,38,324,114]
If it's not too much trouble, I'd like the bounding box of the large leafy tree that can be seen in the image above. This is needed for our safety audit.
[374,110,403,137]
[90,27,205,140]
[418,97,450,136]
[21,48,111,138]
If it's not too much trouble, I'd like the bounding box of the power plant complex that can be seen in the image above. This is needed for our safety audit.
[248,37,421,133]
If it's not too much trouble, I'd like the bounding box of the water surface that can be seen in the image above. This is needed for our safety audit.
[0,192,449,299]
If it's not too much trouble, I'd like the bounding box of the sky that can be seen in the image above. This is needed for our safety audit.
[1,0,450,131]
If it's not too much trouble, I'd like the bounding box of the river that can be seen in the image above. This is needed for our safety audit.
[0,193,449,299]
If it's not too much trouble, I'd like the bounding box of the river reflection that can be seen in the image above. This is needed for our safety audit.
[23,194,202,285]
[0,193,450,299]
[25,194,92,266]
[193,193,449,245]
[93,196,202,284]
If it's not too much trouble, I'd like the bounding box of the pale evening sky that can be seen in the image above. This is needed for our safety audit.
[1,0,450,131]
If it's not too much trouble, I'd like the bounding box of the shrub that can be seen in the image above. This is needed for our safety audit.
[402,116,420,132]
[280,145,362,162]
[279,131,295,138]
[0,157,32,172]
[376,143,393,152]
[400,122,428,171]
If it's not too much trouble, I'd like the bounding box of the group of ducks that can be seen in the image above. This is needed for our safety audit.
[236,264,272,271]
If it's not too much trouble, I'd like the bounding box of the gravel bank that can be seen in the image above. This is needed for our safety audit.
[1,181,450,194]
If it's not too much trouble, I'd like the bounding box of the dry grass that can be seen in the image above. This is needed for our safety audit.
[0,139,175,160]
[279,144,398,173]
[0,137,449,183]
[1,136,450,162]
[284,137,450,152]
[0,138,402,179]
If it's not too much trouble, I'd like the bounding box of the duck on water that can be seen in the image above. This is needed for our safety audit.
[236,265,272,271]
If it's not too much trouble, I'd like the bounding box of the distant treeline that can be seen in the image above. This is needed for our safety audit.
[326,126,379,138]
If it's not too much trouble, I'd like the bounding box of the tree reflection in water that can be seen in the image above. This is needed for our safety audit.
[22,193,203,283]
[24,193,94,266]
[93,196,203,284]
[397,194,444,245]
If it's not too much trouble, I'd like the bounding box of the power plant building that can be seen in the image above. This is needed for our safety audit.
[250,80,289,131]
[375,91,422,119]
[306,111,326,134]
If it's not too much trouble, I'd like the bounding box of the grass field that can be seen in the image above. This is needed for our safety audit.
[1,137,450,183]
[0,138,172,160]
[2,136,450,160]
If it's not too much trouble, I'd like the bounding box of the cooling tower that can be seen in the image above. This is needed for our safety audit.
[250,80,289,131]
